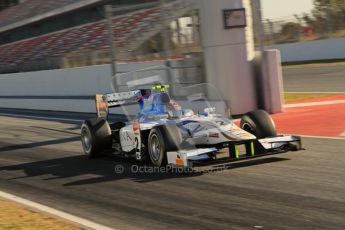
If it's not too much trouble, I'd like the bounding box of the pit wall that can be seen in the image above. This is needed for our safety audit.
[0,54,284,116]
[0,60,222,116]
[0,62,164,114]
[266,38,345,63]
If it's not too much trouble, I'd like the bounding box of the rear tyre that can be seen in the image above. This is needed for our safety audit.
[81,118,112,158]
[240,110,277,139]
[148,124,182,167]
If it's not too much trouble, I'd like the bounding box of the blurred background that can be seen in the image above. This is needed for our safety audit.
[0,0,344,74]
[0,0,202,73]
[262,0,345,45]
[0,0,345,115]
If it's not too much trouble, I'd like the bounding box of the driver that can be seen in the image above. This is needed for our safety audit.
[137,91,192,119]
[137,92,171,116]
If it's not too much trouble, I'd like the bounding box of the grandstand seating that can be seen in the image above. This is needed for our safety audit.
[0,7,161,67]
[0,0,195,72]
[0,0,97,29]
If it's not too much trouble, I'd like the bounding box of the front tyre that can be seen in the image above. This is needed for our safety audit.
[148,125,182,167]
[240,110,277,139]
[148,128,167,167]
[81,118,112,158]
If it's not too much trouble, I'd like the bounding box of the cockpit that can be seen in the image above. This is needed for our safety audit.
[137,90,194,121]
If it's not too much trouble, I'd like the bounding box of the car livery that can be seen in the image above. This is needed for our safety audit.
[81,85,302,168]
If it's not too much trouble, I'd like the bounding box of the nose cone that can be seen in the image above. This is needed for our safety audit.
[224,125,256,141]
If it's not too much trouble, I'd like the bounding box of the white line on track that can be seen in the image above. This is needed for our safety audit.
[296,135,344,140]
[0,190,115,230]
[284,92,345,94]
[283,63,345,69]
[0,113,84,123]
[285,100,345,108]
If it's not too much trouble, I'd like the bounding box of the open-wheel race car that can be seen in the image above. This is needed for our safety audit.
[81,84,302,168]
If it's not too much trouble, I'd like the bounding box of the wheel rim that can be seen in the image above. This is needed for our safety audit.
[81,128,92,152]
[150,134,161,161]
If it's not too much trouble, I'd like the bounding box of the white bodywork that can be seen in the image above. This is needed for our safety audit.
[118,113,301,166]
[119,113,256,154]
[104,89,300,167]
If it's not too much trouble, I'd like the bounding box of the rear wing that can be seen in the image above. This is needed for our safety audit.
[95,90,142,119]
[95,85,170,118]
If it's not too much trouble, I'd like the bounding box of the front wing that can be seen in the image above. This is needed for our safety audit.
[167,135,302,167]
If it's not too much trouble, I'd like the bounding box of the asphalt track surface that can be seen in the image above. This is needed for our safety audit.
[283,64,345,92]
[0,110,344,230]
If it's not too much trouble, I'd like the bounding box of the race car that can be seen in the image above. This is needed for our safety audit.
[80,85,302,167]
